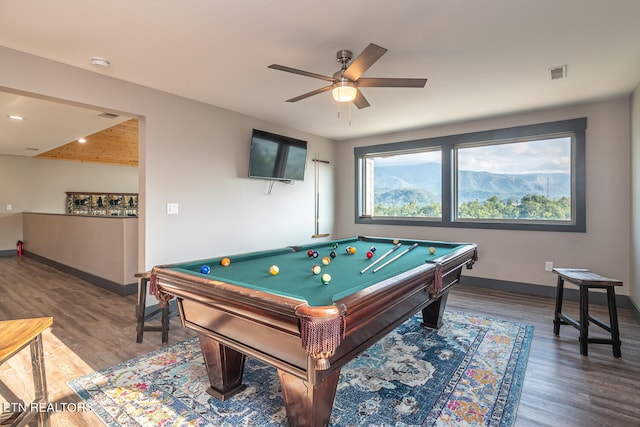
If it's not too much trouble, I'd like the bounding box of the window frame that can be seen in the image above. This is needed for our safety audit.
[354,118,586,232]
[361,146,444,221]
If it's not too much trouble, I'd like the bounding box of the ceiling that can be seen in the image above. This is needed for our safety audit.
[0,90,132,157]
[35,119,139,166]
[1,0,639,155]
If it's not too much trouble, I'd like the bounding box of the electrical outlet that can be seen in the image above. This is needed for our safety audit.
[545,261,553,272]
[6,204,12,211]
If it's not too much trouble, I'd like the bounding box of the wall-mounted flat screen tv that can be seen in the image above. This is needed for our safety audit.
[248,129,307,181]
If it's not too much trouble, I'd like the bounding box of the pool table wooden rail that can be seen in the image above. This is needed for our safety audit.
[151,239,477,427]
[152,242,476,378]
[325,245,476,372]
[153,270,312,378]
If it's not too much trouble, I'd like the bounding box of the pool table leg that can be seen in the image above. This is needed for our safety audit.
[277,368,340,427]
[197,333,247,401]
[422,291,449,329]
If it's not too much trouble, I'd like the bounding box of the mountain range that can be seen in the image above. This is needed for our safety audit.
[374,163,570,205]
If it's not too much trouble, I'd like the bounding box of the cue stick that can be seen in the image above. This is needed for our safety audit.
[360,242,402,274]
[373,243,419,273]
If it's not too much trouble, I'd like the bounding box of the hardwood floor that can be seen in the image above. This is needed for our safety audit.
[0,255,638,426]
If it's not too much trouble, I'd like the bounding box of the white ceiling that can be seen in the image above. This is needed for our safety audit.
[1,0,639,154]
[0,91,131,156]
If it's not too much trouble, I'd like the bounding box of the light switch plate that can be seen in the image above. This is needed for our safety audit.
[167,203,179,215]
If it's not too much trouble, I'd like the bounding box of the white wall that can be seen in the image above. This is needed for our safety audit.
[0,46,335,271]
[0,155,137,250]
[142,104,335,265]
[335,98,633,297]
[631,83,640,310]
[0,156,138,214]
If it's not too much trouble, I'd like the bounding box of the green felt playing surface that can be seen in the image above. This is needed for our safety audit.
[171,237,466,306]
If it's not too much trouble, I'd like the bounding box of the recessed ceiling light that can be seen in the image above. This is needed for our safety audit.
[90,57,110,69]
[78,138,87,143]
[7,115,24,121]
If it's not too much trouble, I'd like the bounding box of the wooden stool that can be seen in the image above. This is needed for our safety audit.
[0,317,53,427]
[552,268,622,358]
[135,272,173,344]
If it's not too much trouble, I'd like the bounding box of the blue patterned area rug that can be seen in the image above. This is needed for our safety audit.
[68,311,533,427]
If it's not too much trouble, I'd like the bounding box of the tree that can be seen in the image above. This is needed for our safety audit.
[376,194,571,221]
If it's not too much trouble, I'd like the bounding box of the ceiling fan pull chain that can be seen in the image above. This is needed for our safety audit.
[348,102,352,126]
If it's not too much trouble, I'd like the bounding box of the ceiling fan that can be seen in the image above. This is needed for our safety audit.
[268,43,427,109]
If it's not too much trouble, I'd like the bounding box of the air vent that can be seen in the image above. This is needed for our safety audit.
[549,65,567,80]
[25,147,39,151]
[98,112,120,119]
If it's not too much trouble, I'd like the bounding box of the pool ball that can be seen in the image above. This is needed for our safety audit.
[200,265,210,274]
[348,246,357,255]
[311,265,322,275]
[329,251,337,259]
[307,249,314,258]
[366,251,374,259]
[220,257,231,267]
[393,239,400,244]
[345,246,352,254]
[312,250,319,258]
[322,256,331,265]
[321,273,332,285]
[332,243,339,249]
[269,265,279,275]
[370,246,377,253]
[429,247,436,254]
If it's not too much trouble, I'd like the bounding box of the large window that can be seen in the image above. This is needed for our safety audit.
[362,148,442,219]
[355,118,586,231]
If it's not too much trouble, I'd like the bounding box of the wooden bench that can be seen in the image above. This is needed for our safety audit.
[552,268,622,358]
[135,272,174,344]
[0,317,53,427]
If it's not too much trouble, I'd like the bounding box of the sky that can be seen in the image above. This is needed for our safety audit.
[374,137,572,175]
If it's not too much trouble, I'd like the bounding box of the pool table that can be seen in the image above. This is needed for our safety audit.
[151,236,477,427]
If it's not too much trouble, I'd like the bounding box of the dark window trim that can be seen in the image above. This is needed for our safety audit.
[354,118,587,232]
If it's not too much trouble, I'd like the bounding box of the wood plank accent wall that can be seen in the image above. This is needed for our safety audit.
[35,119,138,166]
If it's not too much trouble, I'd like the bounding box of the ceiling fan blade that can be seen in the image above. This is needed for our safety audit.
[342,43,388,81]
[352,89,370,109]
[357,77,428,88]
[268,64,336,82]
[285,85,334,103]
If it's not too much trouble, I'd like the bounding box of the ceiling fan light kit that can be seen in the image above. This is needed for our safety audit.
[332,80,357,102]
[269,43,427,110]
